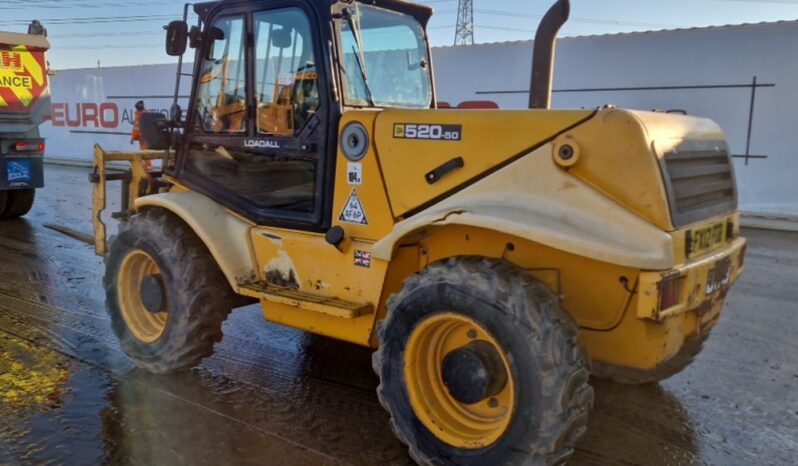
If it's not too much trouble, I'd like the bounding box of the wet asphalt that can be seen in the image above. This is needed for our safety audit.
[0,164,796,466]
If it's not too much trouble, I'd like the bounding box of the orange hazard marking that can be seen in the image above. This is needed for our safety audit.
[0,44,48,111]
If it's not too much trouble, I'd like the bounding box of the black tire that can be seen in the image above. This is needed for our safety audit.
[591,331,711,384]
[104,208,240,374]
[374,257,593,466]
[1,189,35,218]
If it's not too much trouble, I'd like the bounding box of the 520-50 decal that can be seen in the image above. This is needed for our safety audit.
[394,123,462,141]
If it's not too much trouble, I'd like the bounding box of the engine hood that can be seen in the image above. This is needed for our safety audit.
[373,107,735,232]
[373,108,595,217]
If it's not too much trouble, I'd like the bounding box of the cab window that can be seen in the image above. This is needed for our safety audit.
[254,9,319,136]
[338,5,431,108]
[194,16,246,133]
[183,8,323,217]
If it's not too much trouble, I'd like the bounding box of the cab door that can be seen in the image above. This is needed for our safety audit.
[177,4,334,230]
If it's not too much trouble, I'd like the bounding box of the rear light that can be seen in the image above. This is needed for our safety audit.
[659,274,681,311]
[14,141,45,152]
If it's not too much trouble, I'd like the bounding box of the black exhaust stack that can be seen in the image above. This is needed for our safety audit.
[529,0,571,109]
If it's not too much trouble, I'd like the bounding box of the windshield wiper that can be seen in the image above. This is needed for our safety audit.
[341,7,375,106]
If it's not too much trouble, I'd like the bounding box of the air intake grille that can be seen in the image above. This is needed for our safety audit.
[661,141,737,227]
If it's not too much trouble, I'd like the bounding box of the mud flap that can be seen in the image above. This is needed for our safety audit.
[0,157,44,190]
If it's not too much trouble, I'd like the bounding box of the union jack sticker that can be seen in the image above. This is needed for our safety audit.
[354,250,371,268]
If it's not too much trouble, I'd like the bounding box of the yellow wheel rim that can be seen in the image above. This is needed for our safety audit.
[117,249,168,343]
[404,313,516,449]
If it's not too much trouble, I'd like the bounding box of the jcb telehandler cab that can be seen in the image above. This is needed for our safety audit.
[90,1,746,464]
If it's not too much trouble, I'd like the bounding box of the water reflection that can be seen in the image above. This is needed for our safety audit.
[1,295,704,466]
[573,378,699,466]
[93,320,405,465]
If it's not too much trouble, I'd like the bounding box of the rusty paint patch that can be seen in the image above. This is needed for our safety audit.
[266,269,299,290]
[313,280,330,291]
[265,251,300,289]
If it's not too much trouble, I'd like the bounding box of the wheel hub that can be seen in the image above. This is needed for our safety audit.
[140,273,166,314]
[442,341,508,405]
[403,313,516,449]
[117,249,168,343]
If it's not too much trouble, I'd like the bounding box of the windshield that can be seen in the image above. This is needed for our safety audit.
[338,4,432,108]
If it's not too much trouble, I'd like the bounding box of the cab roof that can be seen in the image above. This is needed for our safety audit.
[193,0,433,27]
[0,31,50,50]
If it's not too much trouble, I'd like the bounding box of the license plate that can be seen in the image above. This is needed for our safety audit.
[705,257,732,295]
[687,221,727,259]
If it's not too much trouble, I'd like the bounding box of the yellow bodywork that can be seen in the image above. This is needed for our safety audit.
[92,106,746,374]
[374,109,593,216]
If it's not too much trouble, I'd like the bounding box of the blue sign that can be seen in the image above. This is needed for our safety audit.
[7,160,32,184]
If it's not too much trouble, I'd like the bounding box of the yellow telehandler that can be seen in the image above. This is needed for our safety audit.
[89,1,746,464]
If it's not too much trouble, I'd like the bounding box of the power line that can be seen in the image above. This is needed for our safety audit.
[0,14,177,26]
[51,31,162,39]
[437,8,683,29]
[57,43,163,50]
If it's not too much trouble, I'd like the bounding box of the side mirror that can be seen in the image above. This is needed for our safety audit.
[165,20,188,56]
[139,112,170,150]
[189,25,202,49]
[202,27,226,59]
[208,26,225,42]
[272,27,292,49]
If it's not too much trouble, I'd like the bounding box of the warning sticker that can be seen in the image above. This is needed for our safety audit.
[0,45,48,112]
[339,189,368,225]
[347,162,362,185]
[277,72,295,86]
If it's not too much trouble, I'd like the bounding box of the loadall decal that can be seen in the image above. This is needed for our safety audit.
[0,45,48,112]
[393,123,462,141]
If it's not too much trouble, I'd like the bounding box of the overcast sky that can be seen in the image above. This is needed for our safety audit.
[2,0,797,70]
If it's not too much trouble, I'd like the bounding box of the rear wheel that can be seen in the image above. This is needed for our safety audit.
[374,257,593,466]
[104,208,240,374]
[0,189,35,219]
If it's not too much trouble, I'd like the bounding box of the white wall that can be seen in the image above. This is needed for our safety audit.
[41,21,798,219]
[433,22,798,219]
[43,63,190,157]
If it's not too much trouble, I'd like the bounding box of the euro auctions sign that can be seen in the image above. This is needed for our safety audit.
[0,44,48,112]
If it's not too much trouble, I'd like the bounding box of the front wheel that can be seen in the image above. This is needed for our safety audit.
[374,257,593,466]
[104,209,240,374]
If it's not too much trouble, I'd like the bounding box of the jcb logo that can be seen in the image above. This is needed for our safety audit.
[0,52,23,72]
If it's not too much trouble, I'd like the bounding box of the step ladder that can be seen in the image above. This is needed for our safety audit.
[243,282,373,319]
